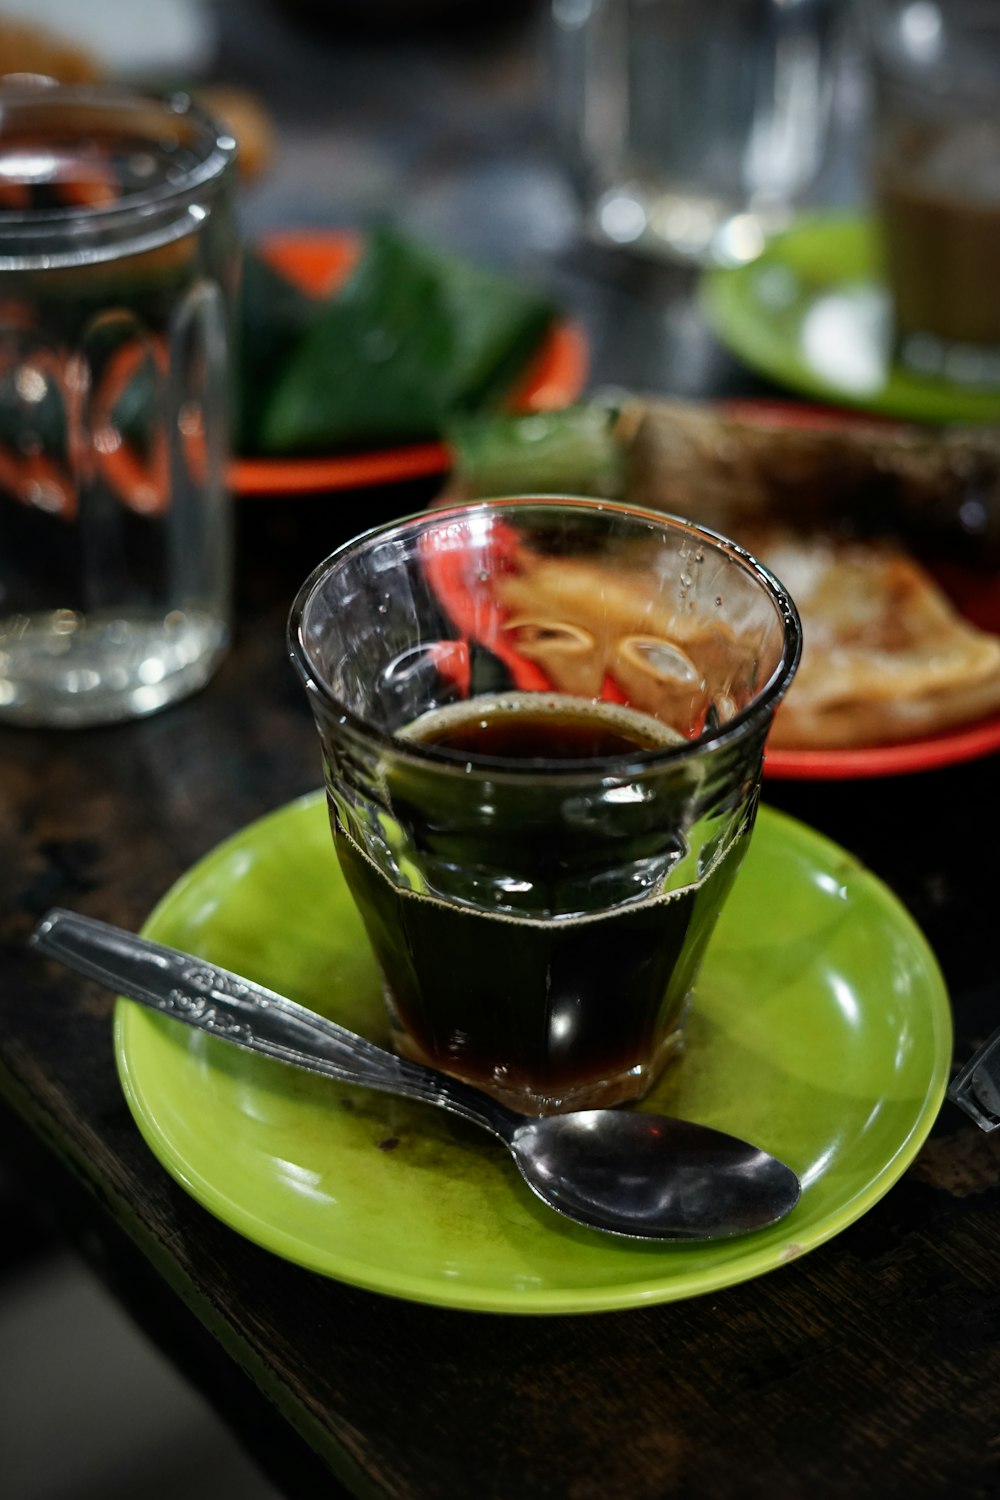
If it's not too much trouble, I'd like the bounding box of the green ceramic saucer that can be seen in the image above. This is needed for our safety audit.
[701,213,1000,424]
[115,791,951,1315]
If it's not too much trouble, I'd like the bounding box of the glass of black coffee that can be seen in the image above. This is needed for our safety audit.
[288,497,801,1115]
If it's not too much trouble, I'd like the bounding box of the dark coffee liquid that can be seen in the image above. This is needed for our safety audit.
[333,696,747,1110]
[415,698,671,760]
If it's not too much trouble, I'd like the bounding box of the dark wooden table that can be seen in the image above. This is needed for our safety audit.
[4,5,1000,1498]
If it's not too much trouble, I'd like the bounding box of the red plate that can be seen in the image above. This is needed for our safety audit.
[763,715,1000,780]
[229,230,589,497]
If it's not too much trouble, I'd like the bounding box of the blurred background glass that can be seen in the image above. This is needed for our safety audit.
[548,0,850,268]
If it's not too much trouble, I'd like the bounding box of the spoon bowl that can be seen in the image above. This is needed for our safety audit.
[30,907,800,1242]
[510,1111,800,1240]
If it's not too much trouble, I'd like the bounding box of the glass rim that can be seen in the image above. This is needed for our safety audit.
[287,495,803,778]
[0,81,236,232]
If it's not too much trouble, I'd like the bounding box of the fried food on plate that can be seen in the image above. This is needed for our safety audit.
[741,527,1000,748]
[447,396,1000,748]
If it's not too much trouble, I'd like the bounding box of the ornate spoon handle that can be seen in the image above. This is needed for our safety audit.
[31,908,515,1138]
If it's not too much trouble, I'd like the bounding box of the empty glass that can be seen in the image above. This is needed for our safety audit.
[548,0,844,267]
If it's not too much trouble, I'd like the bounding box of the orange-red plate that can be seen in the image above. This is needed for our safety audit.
[763,715,1000,780]
[229,230,589,497]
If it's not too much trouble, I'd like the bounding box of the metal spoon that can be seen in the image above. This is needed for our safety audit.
[31,907,800,1242]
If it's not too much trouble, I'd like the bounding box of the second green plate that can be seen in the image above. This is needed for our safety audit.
[701,213,1000,424]
[115,791,951,1315]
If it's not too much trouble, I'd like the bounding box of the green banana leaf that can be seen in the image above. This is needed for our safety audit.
[247,227,557,456]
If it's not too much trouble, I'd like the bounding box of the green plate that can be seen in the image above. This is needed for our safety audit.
[115,791,951,1316]
[701,212,1000,424]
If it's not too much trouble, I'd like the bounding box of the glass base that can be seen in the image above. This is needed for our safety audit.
[585,183,794,269]
[0,608,228,727]
[388,1002,689,1117]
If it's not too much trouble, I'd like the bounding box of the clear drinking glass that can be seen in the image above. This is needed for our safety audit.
[863,0,1000,384]
[289,497,801,1116]
[548,0,843,267]
[0,83,238,727]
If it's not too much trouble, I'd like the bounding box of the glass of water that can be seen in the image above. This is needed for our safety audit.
[0,83,238,727]
[548,0,844,267]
